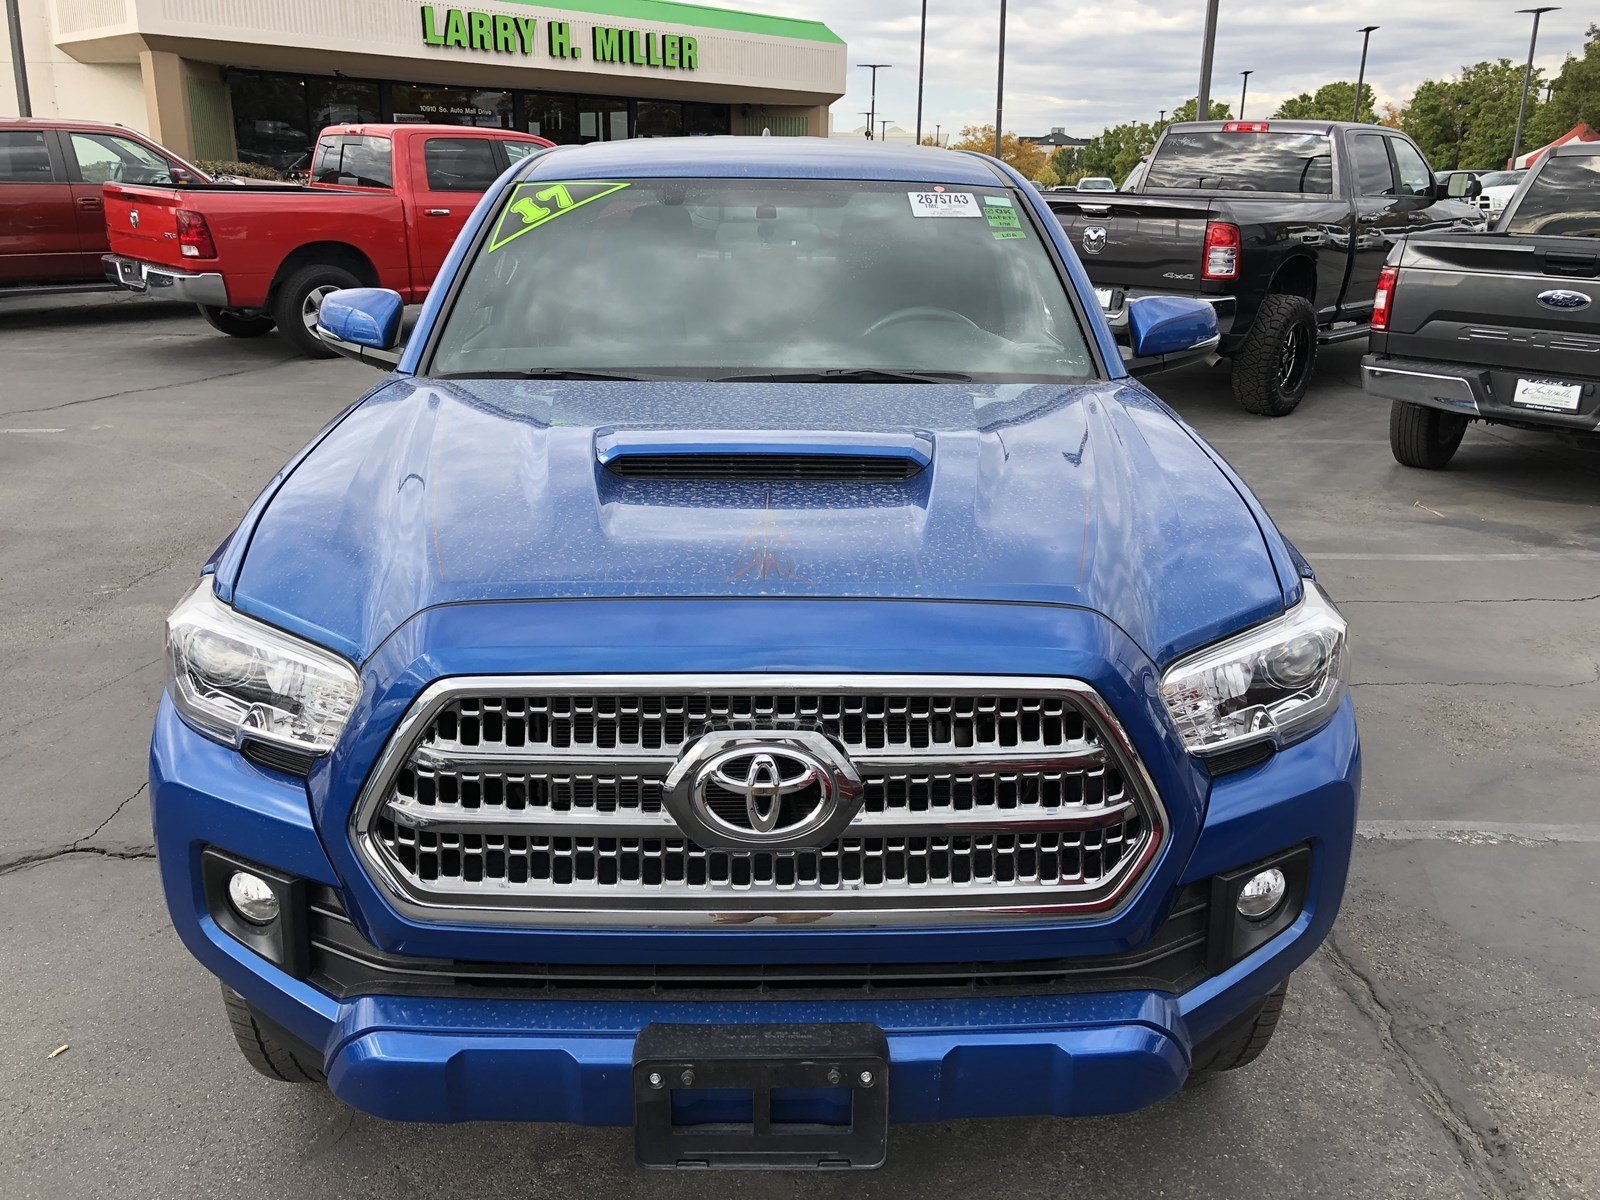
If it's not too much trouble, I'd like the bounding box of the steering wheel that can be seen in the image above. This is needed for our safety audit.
[862,306,982,337]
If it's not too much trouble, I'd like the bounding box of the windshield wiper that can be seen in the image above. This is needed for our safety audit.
[714,368,974,384]
[437,368,667,382]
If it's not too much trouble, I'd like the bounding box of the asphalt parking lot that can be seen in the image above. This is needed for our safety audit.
[2,293,1597,1200]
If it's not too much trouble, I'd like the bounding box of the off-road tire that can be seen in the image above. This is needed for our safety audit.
[221,985,324,1083]
[1231,294,1319,417]
[1389,400,1468,469]
[197,305,276,338]
[1188,980,1288,1082]
[270,263,360,359]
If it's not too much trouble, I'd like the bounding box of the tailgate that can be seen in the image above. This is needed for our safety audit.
[1046,195,1217,293]
[103,184,186,268]
[1389,234,1600,381]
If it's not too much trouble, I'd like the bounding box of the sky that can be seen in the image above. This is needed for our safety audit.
[750,0,1591,140]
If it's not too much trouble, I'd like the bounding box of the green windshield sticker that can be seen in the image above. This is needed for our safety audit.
[487,180,631,252]
[983,197,1025,241]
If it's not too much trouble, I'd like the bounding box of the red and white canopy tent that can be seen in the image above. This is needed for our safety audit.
[1511,123,1600,169]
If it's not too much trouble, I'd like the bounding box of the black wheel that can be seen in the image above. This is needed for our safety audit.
[220,985,324,1083]
[1390,400,1467,469]
[270,263,360,359]
[197,305,276,338]
[1188,980,1288,1083]
[1231,294,1319,417]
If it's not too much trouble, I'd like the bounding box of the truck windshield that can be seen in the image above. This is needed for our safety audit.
[1145,131,1333,194]
[1502,157,1600,237]
[430,178,1096,382]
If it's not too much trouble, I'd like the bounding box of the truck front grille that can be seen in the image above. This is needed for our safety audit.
[352,677,1166,927]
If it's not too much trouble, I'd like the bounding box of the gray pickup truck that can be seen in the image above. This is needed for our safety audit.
[1048,120,1483,416]
[1363,142,1600,468]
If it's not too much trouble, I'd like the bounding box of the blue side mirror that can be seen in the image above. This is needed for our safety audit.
[315,288,405,368]
[1127,295,1220,360]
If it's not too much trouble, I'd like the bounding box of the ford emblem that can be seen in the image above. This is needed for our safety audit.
[1537,288,1591,311]
[1081,226,1107,255]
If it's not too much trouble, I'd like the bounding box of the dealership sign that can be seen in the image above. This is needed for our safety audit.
[420,6,700,70]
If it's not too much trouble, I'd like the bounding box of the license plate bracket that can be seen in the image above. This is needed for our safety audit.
[1512,377,1582,412]
[633,1023,889,1171]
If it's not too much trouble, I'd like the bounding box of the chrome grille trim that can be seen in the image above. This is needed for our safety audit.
[350,675,1168,928]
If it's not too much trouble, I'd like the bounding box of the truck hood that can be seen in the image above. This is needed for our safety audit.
[230,378,1287,665]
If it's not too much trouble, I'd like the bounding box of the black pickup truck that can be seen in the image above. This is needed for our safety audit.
[1048,120,1484,415]
[1363,142,1600,468]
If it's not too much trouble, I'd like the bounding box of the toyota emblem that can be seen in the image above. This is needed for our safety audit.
[664,729,864,850]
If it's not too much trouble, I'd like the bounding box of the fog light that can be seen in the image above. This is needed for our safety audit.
[1236,868,1287,920]
[226,871,280,925]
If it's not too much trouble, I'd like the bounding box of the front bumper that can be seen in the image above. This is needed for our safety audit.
[102,253,228,307]
[151,684,1359,1126]
[1362,353,1600,432]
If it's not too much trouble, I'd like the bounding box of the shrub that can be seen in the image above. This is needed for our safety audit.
[196,160,284,181]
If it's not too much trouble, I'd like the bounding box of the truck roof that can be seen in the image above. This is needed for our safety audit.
[324,123,541,139]
[524,136,1007,185]
[1164,119,1384,135]
[1,117,154,134]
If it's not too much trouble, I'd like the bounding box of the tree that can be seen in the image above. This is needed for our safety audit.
[1526,24,1600,149]
[1274,81,1377,123]
[946,124,1048,176]
[1077,120,1156,182]
[1378,102,1406,129]
[1402,59,1544,169]
[1170,97,1233,123]
[1032,165,1063,189]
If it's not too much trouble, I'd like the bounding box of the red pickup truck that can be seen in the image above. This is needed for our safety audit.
[0,118,208,298]
[103,124,551,356]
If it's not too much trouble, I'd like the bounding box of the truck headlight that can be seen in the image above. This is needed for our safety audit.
[165,579,359,755]
[1159,581,1348,756]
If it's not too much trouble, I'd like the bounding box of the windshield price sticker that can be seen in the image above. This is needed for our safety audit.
[488,180,631,252]
[983,196,1025,240]
[1512,378,1582,412]
[908,191,981,218]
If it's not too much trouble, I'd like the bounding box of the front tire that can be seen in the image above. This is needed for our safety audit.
[270,263,360,359]
[1188,979,1288,1083]
[1231,294,1318,417]
[220,985,324,1083]
[197,305,275,338]
[1390,400,1467,469]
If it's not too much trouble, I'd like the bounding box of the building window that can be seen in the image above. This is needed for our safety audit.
[523,94,578,144]
[392,85,513,128]
[635,100,683,139]
[684,103,731,137]
[578,97,629,142]
[231,73,311,170]
[308,78,380,141]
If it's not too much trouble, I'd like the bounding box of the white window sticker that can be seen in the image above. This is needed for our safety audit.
[907,191,981,218]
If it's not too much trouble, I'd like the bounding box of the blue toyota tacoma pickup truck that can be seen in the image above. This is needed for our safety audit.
[151,138,1358,1170]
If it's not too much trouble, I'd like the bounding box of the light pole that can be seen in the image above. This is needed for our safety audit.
[5,0,30,118]
[1158,109,1167,126]
[995,0,1008,158]
[1197,0,1219,121]
[1353,26,1379,122]
[934,123,942,148]
[1512,7,1558,164]
[915,0,928,146]
[858,63,891,144]
[1238,70,1253,120]
[879,118,893,143]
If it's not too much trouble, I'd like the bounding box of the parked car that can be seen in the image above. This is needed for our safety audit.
[1047,120,1485,415]
[1075,176,1116,191]
[0,118,209,298]
[101,123,551,356]
[1363,142,1600,468]
[1473,168,1527,223]
[150,136,1358,1169]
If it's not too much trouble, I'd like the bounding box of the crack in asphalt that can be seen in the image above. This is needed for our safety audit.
[2,359,295,418]
[1344,594,1600,605]
[0,783,154,878]
[1323,935,1534,1200]
[1352,665,1600,690]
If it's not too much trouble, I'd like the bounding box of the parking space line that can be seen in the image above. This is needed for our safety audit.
[1312,552,1600,562]
[0,427,66,434]
[1357,820,1600,845]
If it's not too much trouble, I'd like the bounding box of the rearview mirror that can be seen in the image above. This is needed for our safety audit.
[1445,174,1482,200]
[1124,295,1220,375]
[315,288,405,369]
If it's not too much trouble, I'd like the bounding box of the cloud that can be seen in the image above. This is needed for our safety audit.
[752,0,1588,137]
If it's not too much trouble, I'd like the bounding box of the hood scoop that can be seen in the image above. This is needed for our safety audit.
[596,429,932,482]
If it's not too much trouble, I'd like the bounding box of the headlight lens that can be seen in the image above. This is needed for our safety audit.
[1159,581,1348,756]
[166,579,359,754]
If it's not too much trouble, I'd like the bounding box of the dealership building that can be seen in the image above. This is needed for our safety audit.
[2,0,846,167]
